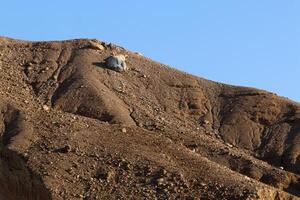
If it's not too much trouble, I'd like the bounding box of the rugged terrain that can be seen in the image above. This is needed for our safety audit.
[0,37,300,200]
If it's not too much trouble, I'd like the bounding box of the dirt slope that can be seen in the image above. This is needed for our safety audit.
[0,37,300,199]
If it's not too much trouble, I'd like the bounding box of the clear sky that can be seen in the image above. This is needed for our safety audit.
[1,1,299,102]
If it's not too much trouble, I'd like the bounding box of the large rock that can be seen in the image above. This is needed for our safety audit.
[105,55,128,72]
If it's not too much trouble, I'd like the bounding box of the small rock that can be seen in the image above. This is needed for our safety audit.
[138,123,143,127]
[42,105,50,111]
[32,59,39,64]
[226,143,233,148]
[107,43,114,49]
[121,128,127,133]
[135,52,143,56]
[157,178,165,186]
[96,168,115,182]
[88,41,104,51]
[203,120,210,124]
[53,74,58,80]
[59,145,72,153]
[200,182,207,187]
[23,153,29,158]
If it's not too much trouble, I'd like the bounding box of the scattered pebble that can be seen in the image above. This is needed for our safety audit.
[43,105,50,111]
[226,143,233,148]
[203,120,210,124]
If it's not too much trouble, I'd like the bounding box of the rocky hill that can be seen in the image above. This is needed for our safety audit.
[0,37,300,199]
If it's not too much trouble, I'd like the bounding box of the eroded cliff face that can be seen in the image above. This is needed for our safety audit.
[0,37,299,199]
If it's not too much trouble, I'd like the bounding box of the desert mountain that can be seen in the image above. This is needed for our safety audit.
[0,37,300,200]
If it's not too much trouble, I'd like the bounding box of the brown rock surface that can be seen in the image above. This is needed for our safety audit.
[0,37,300,199]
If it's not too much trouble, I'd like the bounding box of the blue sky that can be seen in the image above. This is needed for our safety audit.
[1,1,299,102]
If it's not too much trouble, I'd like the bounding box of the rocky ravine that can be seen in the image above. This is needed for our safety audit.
[0,37,300,200]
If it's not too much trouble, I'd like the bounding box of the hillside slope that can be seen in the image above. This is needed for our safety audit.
[0,37,300,200]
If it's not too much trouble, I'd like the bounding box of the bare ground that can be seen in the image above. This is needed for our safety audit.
[0,37,300,199]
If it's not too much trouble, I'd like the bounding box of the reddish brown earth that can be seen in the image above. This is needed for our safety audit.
[0,37,300,199]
